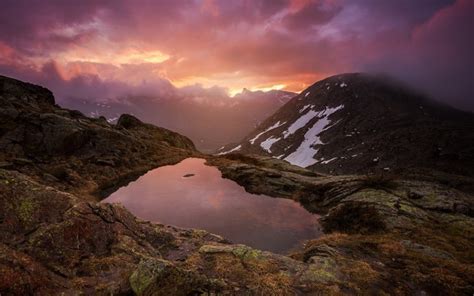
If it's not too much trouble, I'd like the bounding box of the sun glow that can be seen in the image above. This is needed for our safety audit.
[57,49,170,66]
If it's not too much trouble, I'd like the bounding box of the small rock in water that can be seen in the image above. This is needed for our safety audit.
[183,173,195,178]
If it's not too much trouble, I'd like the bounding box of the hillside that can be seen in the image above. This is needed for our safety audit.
[222,73,474,176]
[1,75,473,295]
[0,75,198,197]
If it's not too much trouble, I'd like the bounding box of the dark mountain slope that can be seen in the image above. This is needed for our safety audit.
[226,73,474,176]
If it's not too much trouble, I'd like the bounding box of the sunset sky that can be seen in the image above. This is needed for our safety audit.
[0,0,473,110]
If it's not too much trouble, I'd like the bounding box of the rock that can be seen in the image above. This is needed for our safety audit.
[0,75,55,106]
[129,258,216,296]
[303,244,340,262]
[42,173,59,183]
[0,162,13,169]
[95,158,116,167]
[182,173,195,178]
[117,114,144,129]
[408,191,423,199]
[13,158,33,165]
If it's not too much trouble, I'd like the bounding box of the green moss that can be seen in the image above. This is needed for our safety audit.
[300,259,338,284]
[199,244,263,261]
[129,259,171,295]
[232,245,262,261]
[199,244,234,254]
[17,199,36,223]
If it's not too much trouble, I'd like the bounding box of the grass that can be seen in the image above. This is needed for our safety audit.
[321,201,387,234]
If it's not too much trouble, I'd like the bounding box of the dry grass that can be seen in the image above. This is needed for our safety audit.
[321,201,387,234]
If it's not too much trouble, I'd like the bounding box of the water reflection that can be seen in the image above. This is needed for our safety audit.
[103,158,321,253]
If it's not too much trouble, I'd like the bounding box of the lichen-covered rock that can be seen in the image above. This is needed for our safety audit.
[129,258,215,296]
[207,154,474,294]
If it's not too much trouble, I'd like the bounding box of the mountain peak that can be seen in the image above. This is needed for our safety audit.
[220,73,474,176]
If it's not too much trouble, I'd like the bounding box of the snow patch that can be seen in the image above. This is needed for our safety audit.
[249,121,286,144]
[260,137,280,153]
[283,110,320,139]
[107,116,119,123]
[284,105,344,168]
[340,82,347,88]
[217,145,242,155]
[299,104,313,113]
[321,157,338,164]
[305,92,310,97]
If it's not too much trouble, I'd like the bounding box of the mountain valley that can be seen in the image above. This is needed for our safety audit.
[0,75,473,295]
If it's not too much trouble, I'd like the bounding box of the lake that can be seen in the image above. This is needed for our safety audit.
[102,158,321,253]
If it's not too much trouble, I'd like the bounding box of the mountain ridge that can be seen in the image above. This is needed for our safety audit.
[222,73,474,176]
[60,88,296,152]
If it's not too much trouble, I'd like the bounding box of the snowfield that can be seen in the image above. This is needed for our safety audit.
[284,105,344,167]
[283,109,320,139]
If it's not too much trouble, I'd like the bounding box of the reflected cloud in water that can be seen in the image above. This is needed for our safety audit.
[103,158,321,253]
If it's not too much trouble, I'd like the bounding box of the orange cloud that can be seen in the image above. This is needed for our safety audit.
[0,0,472,110]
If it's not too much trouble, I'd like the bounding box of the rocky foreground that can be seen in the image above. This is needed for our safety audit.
[1,75,473,295]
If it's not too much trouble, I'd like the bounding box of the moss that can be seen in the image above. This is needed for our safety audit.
[129,259,168,295]
[199,245,234,254]
[191,229,208,239]
[231,245,262,261]
[129,258,213,296]
[17,199,36,223]
[300,259,339,284]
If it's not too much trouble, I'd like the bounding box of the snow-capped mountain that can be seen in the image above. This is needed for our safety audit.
[220,73,474,175]
[60,89,295,153]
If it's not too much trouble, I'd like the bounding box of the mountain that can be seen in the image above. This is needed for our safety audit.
[1,75,473,295]
[60,89,295,153]
[222,73,474,176]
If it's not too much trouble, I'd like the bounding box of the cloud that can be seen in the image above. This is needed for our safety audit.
[0,0,472,110]
[361,0,474,110]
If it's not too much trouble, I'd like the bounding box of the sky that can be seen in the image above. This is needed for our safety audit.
[0,0,473,110]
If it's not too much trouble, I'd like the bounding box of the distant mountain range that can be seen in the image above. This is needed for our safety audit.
[220,73,474,176]
[60,89,295,152]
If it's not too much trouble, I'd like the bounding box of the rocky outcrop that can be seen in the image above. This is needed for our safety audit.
[0,75,196,199]
[207,154,474,294]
